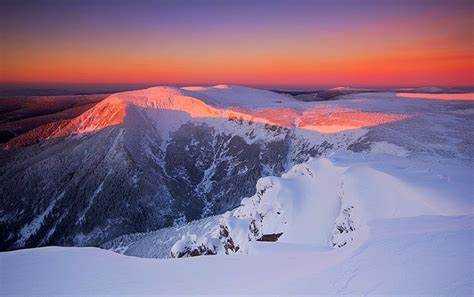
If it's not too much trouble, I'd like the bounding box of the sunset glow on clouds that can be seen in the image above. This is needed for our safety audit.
[1,0,473,87]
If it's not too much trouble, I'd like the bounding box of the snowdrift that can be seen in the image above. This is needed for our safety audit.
[106,153,472,259]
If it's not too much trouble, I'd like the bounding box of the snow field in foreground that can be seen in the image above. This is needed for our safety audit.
[1,215,472,296]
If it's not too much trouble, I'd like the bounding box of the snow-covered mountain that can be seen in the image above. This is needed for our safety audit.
[2,86,473,252]
[1,86,473,295]
[0,85,373,250]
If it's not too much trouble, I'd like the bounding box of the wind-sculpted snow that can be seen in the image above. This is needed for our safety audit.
[104,154,472,258]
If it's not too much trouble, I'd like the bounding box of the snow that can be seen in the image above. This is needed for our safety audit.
[200,152,470,254]
[397,86,446,93]
[328,86,370,92]
[15,85,474,165]
[77,180,105,224]
[170,233,220,258]
[2,86,473,295]
[397,92,474,100]
[17,191,65,247]
[5,149,469,295]
[104,215,221,259]
[1,214,472,296]
[368,141,409,156]
[182,84,298,108]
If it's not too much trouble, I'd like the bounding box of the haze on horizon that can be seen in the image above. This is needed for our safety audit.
[1,0,473,88]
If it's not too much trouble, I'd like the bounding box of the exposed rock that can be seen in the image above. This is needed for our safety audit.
[332,206,356,248]
[257,233,283,242]
[219,224,240,254]
[170,234,219,258]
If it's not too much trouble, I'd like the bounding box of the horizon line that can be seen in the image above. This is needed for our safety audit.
[2,81,474,90]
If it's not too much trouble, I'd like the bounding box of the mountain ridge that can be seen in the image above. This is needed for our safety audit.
[1,86,472,252]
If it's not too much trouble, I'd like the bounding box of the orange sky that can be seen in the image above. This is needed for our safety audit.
[1,0,473,87]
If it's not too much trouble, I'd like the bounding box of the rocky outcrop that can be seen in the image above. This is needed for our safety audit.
[170,234,219,258]
[331,206,356,248]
